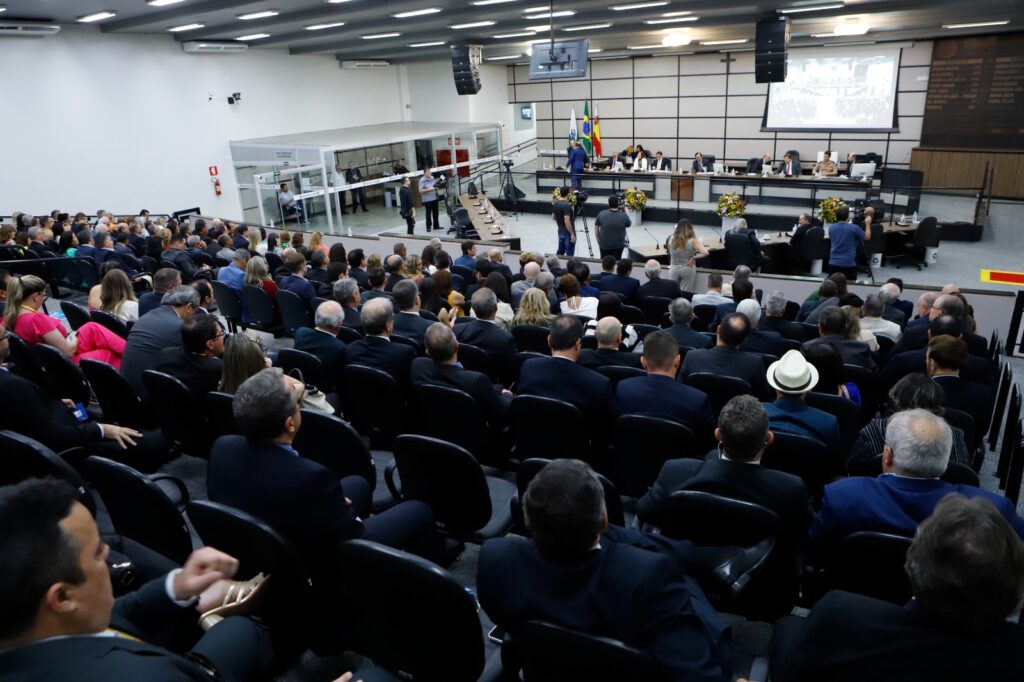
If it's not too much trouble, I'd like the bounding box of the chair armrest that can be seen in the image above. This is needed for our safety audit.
[148,474,190,509]
[384,459,402,500]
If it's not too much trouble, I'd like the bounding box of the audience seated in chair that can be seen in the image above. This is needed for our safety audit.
[294,300,348,385]
[120,286,200,397]
[759,291,803,342]
[680,312,768,398]
[155,314,224,399]
[860,293,901,341]
[926,334,995,440]
[665,297,713,349]
[763,351,841,453]
[797,280,839,325]
[278,250,316,306]
[453,289,517,380]
[344,298,416,385]
[332,278,363,334]
[360,267,393,305]
[391,280,433,347]
[880,315,994,391]
[877,283,907,328]
[596,259,640,304]
[637,259,684,304]
[709,276,753,333]
[802,306,875,371]
[691,273,731,308]
[139,268,181,317]
[215,249,248,293]
[579,317,642,370]
[736,299,782,357]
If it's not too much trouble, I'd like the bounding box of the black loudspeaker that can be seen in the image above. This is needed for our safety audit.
[755,16,789,83]
[451,44,483,95]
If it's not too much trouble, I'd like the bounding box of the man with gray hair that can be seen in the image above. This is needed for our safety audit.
[534,270,559,313]
[893,292,971,356]
[392,279,433,346]
[811,409,1024,546]
[545,254,567,278]
[511,261,541,308]
[666,297,712,349]
[216,247,249,293]
[722,264,751,299]
[691,272,731,308]
[909,291,937,330]
[294,300,348,385]
[455,288,517,382]
[120,285,200,395]
[26,226,50,257]
[637,259,683,304]
[344,297,416,385]
[736,298,782,356]
[759,291,803,341]
[860,293,901,341]
[579,317,643,369]
[878,282,907,327]
[332,277,362,332]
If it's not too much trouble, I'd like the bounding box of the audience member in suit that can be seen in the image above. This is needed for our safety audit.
[215,249,248,295]
[797,280,838,323]
[138,268,181,317]
[926,334,995,436]
[277,250,316,306]
[544,254,567,279]
[613,331,716,450]
[638,394,812,542]
[884,277,915,319]
[708,272,752,332]
[333,277,364,334]
[391,280,433,346]
[759,291,803,341]
[878,282,907,327]
[596,259,640,304]
[120,286,200,397]
[346,249,369,290]
[763,350,842,454]
[680,312,769,399]
[231,225,250,250]
[690,151,713,173]
[579,317,643,370]
[802,306,875,370]
[155,314,224,399]
[208,369,445,580]
[892,293,964,356]
[305,250,330,286]
[478,459,732,682]
[383,254,406,291]
[736,299,782,357]
[812,409,1024,548]
[75,231,97,260]
[771,495,1024,682]
[454,288,518,382]
[293,300,348,386]
[454,240,478,270]
[487,248,515,284]
[412,322,511,426]
[510,261,541,309]
[0,479,277,681]
[360,267,394,305]
[516,315,613,420]
[161,233,208,283]
[666,297,713,349]
[880,315,994,391]
[26,227,53,256]
[344,297,416,385]
[636,259,684,304]
[904,292,936,331]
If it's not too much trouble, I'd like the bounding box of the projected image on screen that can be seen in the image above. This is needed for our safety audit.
[764,47,900,132]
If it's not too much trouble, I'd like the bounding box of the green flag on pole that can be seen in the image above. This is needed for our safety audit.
[581,101,593,155]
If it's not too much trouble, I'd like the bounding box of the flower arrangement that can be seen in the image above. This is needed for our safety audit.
[716,193,746,218]
[551,188,578,205]
[818,196,848,223]
[624,186,647,212]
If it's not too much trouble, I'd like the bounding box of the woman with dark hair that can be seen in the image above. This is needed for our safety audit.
[328,242,347,266]
[583,292,639,349]
[418,275,446,316]
[804,342,860,405]
[421,244,437,275]
[558,274,598,319]
[266,233,279,254]
[474,271,513,331]
[57,231,78,257]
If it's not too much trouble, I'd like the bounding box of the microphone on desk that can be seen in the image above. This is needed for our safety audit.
[643,226,661,249]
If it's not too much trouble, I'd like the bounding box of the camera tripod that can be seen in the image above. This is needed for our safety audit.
[574,200,595,257]
[499,163,521,217]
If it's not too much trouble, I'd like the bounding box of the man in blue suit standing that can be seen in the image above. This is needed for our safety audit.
[811,409,1024,547]
[567,140,586,190]
[763,350,841,454]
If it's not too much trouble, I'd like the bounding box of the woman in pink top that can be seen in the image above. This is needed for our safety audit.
[4,275,126,367]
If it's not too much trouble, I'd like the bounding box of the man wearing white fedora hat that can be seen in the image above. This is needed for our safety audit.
[764,350,841,454]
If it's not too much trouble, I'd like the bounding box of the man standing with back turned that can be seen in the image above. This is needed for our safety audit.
[595,195,631,260]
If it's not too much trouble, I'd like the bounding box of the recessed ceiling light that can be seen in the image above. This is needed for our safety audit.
[362,32,401,38]
[494,31,537,38]
[644,16,698,24]
[522,5,547,11]
[833,15,869,35]
[778,3,843,13]
[564,23,611,31]
[662,32,690,46]
[486,54,522,60]
[524,10,575,19]
[473,0,518,4]
[0,5,6,12]
[628,43,669,49]
[327,0,351,3]
[77,11,117,23]
[236,33,271,40]
[409,40,446,46]
[238,10,278,20]
[393,7,442,17]
[700,38,747,45]
[611,1,668,10]
[660,11,692,16]
[450,20,495,28]
[148,0,189,6]
[943,20,1009,29]
[306,21,346,30]
[168,23,205,32]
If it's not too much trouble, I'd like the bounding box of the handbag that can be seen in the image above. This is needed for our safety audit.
[284,368,334,414]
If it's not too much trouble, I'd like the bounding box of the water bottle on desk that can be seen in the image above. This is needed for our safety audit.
[912,210,919,223]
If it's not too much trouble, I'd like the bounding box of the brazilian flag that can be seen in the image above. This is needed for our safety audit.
[580,101,593,155]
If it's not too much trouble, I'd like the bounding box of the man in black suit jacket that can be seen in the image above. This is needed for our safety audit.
[391,279,434,346]
[487,248,515,284]
[579,317,643,369]
[305,250,330,286]
[796,280,838,323]
[161,233,207,283]
[294,300,348,387]
[360,267,394,305]
[636,259,684,303]
[412,322,511,426]
[207,369,444,576]
[596,259,640,304]
[121,286,201,397]
[690,152,712,173]
[27,227,53,257]
[891,293,986,357]
[346,248,369,289]
[927,334,995,434]
[666,298,713,349]
[478,459,732,682]
[138,268,182,318]
[680,312,769,399]
[651,151,672,171]
[454,289,517,383]
[516,315,613,420]
[801,306,875,370]
[760,291,803,341]
[0,478,276,681]
[344,298,416,385]
[736,298,782,357]
[383,254,406,291]
[332,277,364,334]
[878,282,907,328]
[770,495,1024,682]
[880,315,994,391]
[155,314,224,398]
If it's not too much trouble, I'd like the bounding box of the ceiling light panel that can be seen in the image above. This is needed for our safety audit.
[563,23,611,31]
[236,33,271,40]
[943,20,1009,29]
[393,7,442,18]
[362,32,401,38]
[777,3,843,13]
[409,40,446,46]
[450,21,496,28]
[306,22,346,30]
[77,11,117,22]
[168,23,205,32]
[238,10,279,20]
[611,1,668,10]
[644,16,699,24]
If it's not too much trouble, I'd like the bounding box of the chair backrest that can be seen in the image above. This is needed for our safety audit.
[336,325,363,344]
[32,343,91,405]
[80,359,150,428]
[278,348,334,393]
[89,310,130,339]
[410,384,493,461]
[241,284,277,327]
[391,333,423,355]
[513,620,666,682]
[60,300,92,331]
[916,217,940,247]
[830,531,913,605]
[510,395,590,462]
[783,300,800,321]
[988,363,1012,449]
[79,456,193,564]
[631,324,659,343]
[341,365,403,447]
[761,431,837,496]
[419,309,440,322]
[611,415,700,497]
[691,304,717,332]
[264,251,284,273]
[0,431,95,515]
[640,296,672,325]
[780,338,802,353]
[277,289,311,334]
[798,226,827,260]
[392,434,493,536]
[76,258,100,288]
[804,391,859,459]
[334,539,485,682]
[450,265,475,286]
[840,363,879,426]
[6,333,47,387]
[293,410,376,486]
[941,407,978,453]
[659,490,782,546]
[997,391,1021,485]
[1004,423,1024,506]
[204,391,240,439]
[684,373,753,416]
[941,460,980,487]
[515,458,625,527]
[210,281,244,327]
[619,305,643,325]
[799,322,820,341]
[724,232,755,269]
[455,343,496,381]
[593,365,646,387]
[141,370,212,457]
[875,334,895,358]
[512,324,552,354]
[745,157,759,173]
[864,221,886,253]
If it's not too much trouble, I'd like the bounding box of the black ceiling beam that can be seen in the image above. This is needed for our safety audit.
[101,0,267,32]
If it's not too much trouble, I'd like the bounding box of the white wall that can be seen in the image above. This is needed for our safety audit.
[0,26,405,218]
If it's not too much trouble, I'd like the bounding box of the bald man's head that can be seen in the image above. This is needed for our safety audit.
[424,322,458,362]
[594,316,623,348]
[941,283,960,295]
[524,262,541,280]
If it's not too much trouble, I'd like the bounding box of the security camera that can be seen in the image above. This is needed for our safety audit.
[227,92,242,105]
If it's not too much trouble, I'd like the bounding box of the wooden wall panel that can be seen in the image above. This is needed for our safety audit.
[910,148,1024,199]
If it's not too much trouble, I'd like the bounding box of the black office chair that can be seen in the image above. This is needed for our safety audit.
[684,373,753,416]
[1003,424,1024,506]
[691,304,717,332]
[60,300,92,331]
[875,334,895,359]
[827,531,913,605]
[841,363,880,427]
[32,343,92,407]
[142,370,213,458]
[276,289,311,336]
[987,364,1012,451]
[89,310,130,339]
[211,281,244,333]
[204,391,240,441]
[0,431,95,515]
[513,458,625,530]
[897,217,940,271]
[783,300,801,321]
[996,390,1021,486]
[619,305,644,325]
[7,333,48,388]
[805,391,859,459]
[511,620,666,682]
[264,251,284,274]
[293,409,377,488]
[797,226,827,275]
[450,265,475,289]
[610,415,701,498]
[336,325,363,344]
[390,333,423,355]
[761,432,837,499]
[942,407,978,454]
[745,157,759,174]
[419,309,440,322]
[799,322,820,341]
[409,384,502,466]
[76,258,100,289]
[631,323,659,343]
[641,296,672,326]
[780,338,802,353]
[80,359,152,429]
[278,348,334,394]
[333,539,485,681]
[341,365,404,448]
[79,456,192,565]
[941,460,981,487]
[387,434,515,543]
[512,324,552,354]
[510,395,590,462]
[455,343,497,382]
[241,284,282,335]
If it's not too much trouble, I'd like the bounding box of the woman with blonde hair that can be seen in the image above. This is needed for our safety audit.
[513,287,554,327]
[404,254,424,284]
[98,269,139,323]
[366,253,383,271]
[309,231,328,257]
[245,256,280,323]
[665,219,708,292]
[843,304,878,352]
[5,274,126,366]
[218,333,270,393]
[249,227,265,255]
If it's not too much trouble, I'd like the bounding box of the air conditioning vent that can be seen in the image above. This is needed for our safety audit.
[0,22,61,37]
[182,41,249,54]
[340,60,391,69]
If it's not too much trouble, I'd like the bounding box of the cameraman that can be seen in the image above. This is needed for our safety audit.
[595,195,632,259]
[552,186,576,256]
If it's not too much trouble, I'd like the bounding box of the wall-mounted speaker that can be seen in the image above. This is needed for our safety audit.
[451,44,483,95]
[755,16,790,83]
